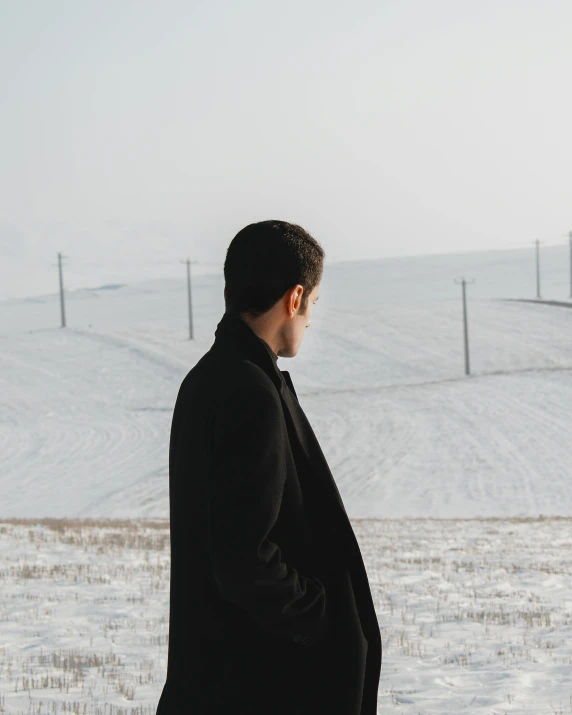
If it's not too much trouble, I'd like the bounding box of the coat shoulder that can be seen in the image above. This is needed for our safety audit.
[214,357,281,409]
[180,348,281,411]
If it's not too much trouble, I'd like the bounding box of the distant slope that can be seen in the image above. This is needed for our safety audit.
[1,246,572,517]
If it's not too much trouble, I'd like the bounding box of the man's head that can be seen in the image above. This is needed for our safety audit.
[223,220,324,358]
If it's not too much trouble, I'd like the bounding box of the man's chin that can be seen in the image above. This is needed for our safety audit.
[278,347,298,359]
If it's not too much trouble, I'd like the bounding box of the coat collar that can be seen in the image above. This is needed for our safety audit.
[213,309,288,393]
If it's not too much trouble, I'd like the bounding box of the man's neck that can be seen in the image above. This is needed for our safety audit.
[239,312,280,358]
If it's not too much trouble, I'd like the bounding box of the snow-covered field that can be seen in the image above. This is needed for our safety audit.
[1,243,572,713]
[1,516,571,715]
[1,243,571,519]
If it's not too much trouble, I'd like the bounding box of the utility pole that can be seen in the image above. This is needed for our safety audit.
[454,277,475,376]
[534,239,542,299]
[57,252,67,328]
[180,258,198,340]
[569,231,572,299]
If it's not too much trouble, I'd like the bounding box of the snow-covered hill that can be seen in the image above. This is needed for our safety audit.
[1,244,571,518]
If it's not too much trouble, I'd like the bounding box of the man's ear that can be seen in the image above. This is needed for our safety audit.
[288,286,302,317]
[294,286,303,313]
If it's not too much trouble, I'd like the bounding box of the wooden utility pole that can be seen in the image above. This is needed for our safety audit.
[57,252,67,328]
[180,258,198,339]
[569,231,572,299]
[454,277,475,376]
[534,239,541,299]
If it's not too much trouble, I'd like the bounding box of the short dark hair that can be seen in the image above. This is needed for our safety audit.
[223,220,325,318]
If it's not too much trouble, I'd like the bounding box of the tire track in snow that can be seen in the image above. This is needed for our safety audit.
[0,328,182,517]
[301,369,572,518]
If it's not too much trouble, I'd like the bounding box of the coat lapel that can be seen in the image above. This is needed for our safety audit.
[280,370,297,399]
[212,311,347,515]
[278,384,347,515]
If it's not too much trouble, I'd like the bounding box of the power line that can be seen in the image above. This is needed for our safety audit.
[53,257,223,268]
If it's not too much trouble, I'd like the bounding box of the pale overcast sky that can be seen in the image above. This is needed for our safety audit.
[2,0,572,295]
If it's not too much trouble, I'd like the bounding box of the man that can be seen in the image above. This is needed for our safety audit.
[156,220,382,715]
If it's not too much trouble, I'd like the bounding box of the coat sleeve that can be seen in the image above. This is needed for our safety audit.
[206,380,332,648]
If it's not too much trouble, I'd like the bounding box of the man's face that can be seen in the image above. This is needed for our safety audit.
[278,282,320,358]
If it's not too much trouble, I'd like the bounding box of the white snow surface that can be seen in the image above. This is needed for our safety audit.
[1,243,572,519]
[1,516,571,715]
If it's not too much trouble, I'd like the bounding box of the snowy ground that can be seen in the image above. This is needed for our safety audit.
[2,244,572,713]
[1,516,571,715]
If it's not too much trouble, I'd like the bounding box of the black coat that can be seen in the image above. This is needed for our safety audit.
[156,309,382,715]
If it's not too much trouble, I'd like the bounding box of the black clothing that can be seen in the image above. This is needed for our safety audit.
[155,309,382,714]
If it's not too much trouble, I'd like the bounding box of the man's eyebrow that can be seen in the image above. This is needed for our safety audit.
[315,296,319,301]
